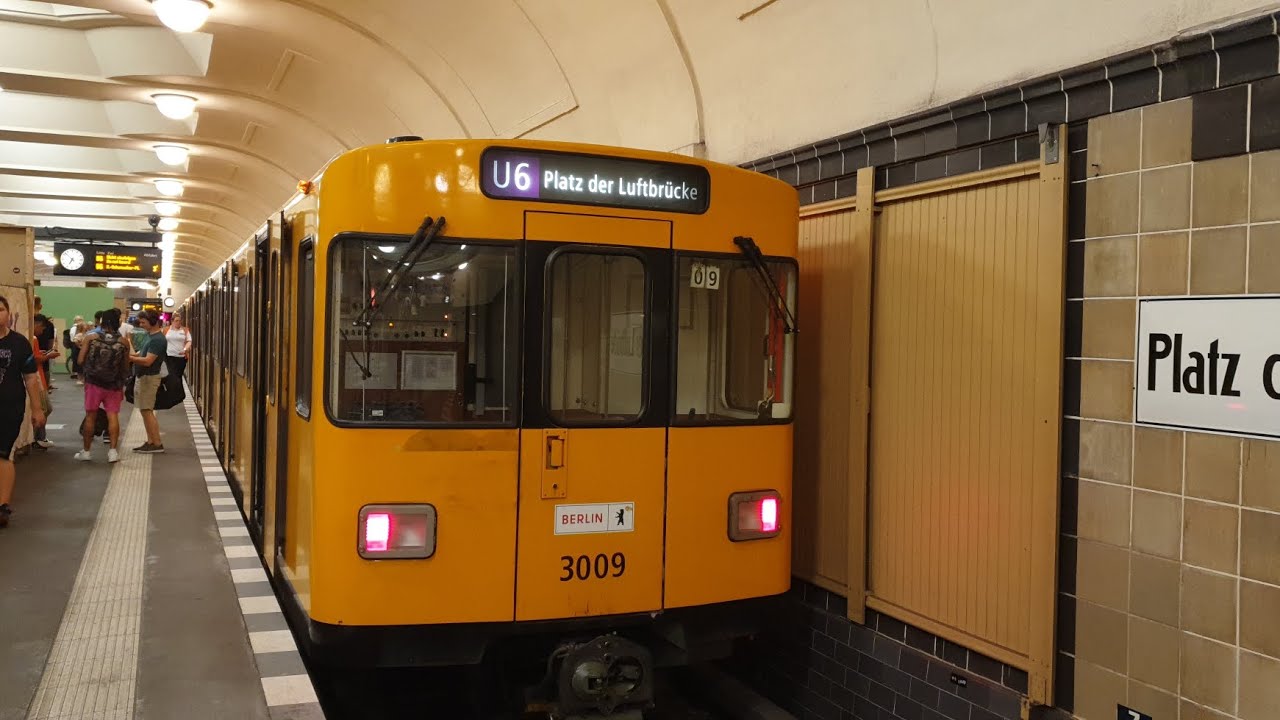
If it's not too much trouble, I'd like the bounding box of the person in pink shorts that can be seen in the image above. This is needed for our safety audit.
[75,308,130,463]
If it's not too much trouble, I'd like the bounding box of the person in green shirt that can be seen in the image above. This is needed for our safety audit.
[127,310,167,453]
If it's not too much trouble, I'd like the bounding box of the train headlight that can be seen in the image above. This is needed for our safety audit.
[727,491,781,541]
[357,504,437,559]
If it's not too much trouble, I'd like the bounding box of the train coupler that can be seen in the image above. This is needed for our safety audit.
[525,634,654,719]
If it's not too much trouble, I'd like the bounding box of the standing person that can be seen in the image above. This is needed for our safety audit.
[29,315,58,449]
[0,296,47,528]
[127,310,166,453]
[75,309,129,462]
[33,297,55,389]
[119,314,137,352]
[163,313,191,378]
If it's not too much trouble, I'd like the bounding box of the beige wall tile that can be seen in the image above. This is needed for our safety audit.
[1084,235,1138,296]
[1141,165,1192,232]
[1128,680,1178,720]
[1240,580,1280,660]
[1142,98,1193,169]
[1241,509,1280,585]
[1181,566,1238,643]
[1193,155,1250,228]
[1239,650,1280,720]
[1077,538,1131,610]
[1186,432,1242,503]
[1190,227,1248,295]
[1249,223,1280,293]
[1129,616,1181,691]
[1079,479,1132,547]
[1081,299,1136,360]
[1139,231,1189,296]
[1243,439,1280,512]
[1080,360,1134,422]
[1250,149,1280,222]
[1088,108,1142,176]
[1134,426,1183,493]
[1184,500,1239,574]
[1079,419,1133,484]
[1075,658,1128,720]
[1132,490,1182,560]
[1077,598,1129,673]
[1181,632,1238,713]
[1087,175,1141,239]
[1182,699,1232,720]
[1131,552,1181,626]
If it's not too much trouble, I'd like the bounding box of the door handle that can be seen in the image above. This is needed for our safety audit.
[546,434,565,469]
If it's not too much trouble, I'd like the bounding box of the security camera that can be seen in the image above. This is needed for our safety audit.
[148,215,161,230]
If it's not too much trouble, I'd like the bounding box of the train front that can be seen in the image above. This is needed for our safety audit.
[300,139,798,717]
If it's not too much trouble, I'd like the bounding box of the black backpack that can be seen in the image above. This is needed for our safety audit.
[83,333,129,389]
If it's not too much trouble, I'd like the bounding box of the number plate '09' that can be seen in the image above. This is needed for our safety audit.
[560,553,626,581]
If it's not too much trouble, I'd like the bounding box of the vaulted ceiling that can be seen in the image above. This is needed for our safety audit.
[3,0,1274,300]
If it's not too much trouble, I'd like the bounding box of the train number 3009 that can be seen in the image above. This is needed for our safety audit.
[559,553,625,581]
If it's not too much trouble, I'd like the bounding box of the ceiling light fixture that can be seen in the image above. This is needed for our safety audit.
[154,179,184,197]
[162,232,179,243]
[43,256,57,267]
[151,0,213,32]
[154,144,189,166]
[154,201,180,216]
[157,217,180,231]
[151,93,197,120]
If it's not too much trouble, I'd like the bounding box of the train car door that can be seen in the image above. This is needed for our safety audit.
[250,231,270,542]
[273,215,294,569]
[515,213,672,621]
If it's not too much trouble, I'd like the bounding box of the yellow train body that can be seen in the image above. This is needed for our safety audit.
[187,138,797,673]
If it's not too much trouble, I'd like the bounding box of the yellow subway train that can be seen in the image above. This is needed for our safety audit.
[185,137,798,717]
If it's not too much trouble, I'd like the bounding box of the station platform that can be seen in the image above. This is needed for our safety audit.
[0,381,325,720]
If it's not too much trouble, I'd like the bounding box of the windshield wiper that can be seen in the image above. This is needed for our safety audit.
[354,214,446,329]
[732,235,797,334]
[346,214,446,379]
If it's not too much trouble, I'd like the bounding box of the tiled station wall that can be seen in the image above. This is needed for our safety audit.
[730,9,1280,720]
[1060,88,1280,720]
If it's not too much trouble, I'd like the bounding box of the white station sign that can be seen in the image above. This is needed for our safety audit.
[1136,297,1280,439]
[554,503,635,535]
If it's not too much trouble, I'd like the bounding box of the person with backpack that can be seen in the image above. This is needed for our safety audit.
[75,309,129,463]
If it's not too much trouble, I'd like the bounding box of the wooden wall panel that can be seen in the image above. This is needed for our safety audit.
[792,207,858,592]
[866,158,1062,682]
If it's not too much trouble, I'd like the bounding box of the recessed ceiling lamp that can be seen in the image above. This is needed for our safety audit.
[154,179,184,197]
[154,201,180,216]
[157,217,180,231]
[154,144,189,166]
[151,93,197,120]
[151,0,212,32]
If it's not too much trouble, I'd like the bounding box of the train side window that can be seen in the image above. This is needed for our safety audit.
[268,250,279,403]
[546,251,646,425]
[327,237,519,426]
[295,239,315,419]
[234,267,247,378]
[673,256,796,424]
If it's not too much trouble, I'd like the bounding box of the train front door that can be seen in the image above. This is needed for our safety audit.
[515,213,671,621]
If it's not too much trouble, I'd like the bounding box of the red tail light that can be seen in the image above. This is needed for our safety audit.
[358,504,438,559]
[728,491,782,541]
[365,512,391,552]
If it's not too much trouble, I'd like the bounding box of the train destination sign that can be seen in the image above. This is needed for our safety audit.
[481,147,710,214]
[53,242,162,280]
[1136,296,1280,439]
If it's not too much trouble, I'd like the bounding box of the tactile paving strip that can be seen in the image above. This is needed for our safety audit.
[25,411,150,720]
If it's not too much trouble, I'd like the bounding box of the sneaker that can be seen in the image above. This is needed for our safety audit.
[35,439,54,448]
[107,448,120,463]
[132,442,151,452]
[73,450,92,462]
[101,435,110,444]
[0,504,10,529]
[135,444,164,454]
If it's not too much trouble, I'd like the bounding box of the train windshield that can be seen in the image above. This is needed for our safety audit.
[674,255,796,424]
[326,237,519,426]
